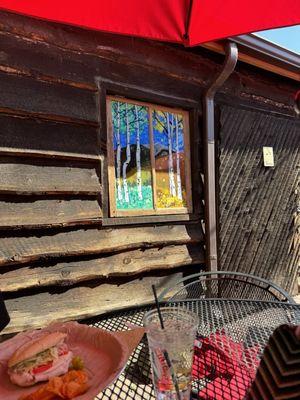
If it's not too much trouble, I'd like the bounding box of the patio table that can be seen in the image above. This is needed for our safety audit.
[86,299,300,400]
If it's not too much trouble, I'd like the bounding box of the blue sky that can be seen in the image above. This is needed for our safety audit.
[255,25,300,54]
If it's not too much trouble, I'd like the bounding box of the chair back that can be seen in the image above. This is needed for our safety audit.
[158,271,294,303]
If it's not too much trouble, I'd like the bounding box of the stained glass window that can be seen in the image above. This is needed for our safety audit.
[107,97,192,216]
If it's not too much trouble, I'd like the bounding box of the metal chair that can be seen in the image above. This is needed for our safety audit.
[158,271,294,303]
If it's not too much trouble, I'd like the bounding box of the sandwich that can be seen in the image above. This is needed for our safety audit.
[8,332,73,387]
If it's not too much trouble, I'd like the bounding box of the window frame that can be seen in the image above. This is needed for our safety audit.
[106,95,193,217]
[96,79,201,226]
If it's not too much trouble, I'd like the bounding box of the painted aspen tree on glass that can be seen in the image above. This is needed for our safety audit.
[152,110,187,208]
[108,97,190,215]
[111,100,153,210]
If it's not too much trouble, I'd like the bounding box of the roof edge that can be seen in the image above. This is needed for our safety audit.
[231,34,300,70]
[201,34,300,82]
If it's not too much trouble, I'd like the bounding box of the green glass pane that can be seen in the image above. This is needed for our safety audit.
[111,100,153,210]
[152,109,187,208]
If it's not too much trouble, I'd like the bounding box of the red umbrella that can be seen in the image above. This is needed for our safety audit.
[0,0,299,46]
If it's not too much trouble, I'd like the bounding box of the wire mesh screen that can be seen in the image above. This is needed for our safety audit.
[87,307,154,400]
[86,300,300,400]
[171,299,300,399]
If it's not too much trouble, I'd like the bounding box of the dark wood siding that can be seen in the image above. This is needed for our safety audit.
[0,10,298,334]
[0,11,206,335]
[218,104,300,292]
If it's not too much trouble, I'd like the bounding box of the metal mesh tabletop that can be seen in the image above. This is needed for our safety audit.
[86,299,300,400]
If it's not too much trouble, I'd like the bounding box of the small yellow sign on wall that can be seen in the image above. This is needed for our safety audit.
[263,146,274,167]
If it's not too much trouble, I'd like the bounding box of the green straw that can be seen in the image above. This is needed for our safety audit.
[151,285,181,400]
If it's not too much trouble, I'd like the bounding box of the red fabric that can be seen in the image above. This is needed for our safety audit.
[193,332,260,400]
[0,0,188,43]
[188,0,300,45]
[0,0,299,46]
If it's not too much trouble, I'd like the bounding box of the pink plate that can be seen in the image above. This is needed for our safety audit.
[0,321,132,400]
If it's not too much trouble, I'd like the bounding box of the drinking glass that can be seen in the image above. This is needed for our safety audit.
[144,306,199,400]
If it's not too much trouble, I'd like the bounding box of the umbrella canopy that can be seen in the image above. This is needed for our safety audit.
[0,0,299,46]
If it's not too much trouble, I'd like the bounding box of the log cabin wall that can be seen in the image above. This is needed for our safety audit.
[0,11,206,335]
[0,11,298,334]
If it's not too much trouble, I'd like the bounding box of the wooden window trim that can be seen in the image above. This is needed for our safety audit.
[107,95,192,218]
[96,79,202,226]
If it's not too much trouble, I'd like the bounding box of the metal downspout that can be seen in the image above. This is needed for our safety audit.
[203,42,238,272]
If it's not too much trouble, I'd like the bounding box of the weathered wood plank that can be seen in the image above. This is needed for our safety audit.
[0,114,99,157]
[0,16,205,101]
[0,147,100,161]
[0,224,203,267]
[0,198,102,229]
[0,71,97,123]
[2,273,184,334]
[0,159,100,195]
[102,214,200,226]
[0,21,209,89]
[0,11,295,110]
[0,26,203,109]
[0,244,204,292]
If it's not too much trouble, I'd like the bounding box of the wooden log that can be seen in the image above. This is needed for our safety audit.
[0,25,203,109]
[0,224,203,267]
[0,114,100,158]
[0,147,100,161]
[1,273,185,335]
[0,198,102,229]
[0,11,296,110]
[0,17,205,100]
[0,20,209,88]
[0,159,100,195]
[102,214,200,226]
[0,70,98,123]
[0,244,204,292]
[0,29,203,99]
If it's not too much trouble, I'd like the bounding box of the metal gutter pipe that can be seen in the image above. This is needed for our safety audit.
[203,42,238,272]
